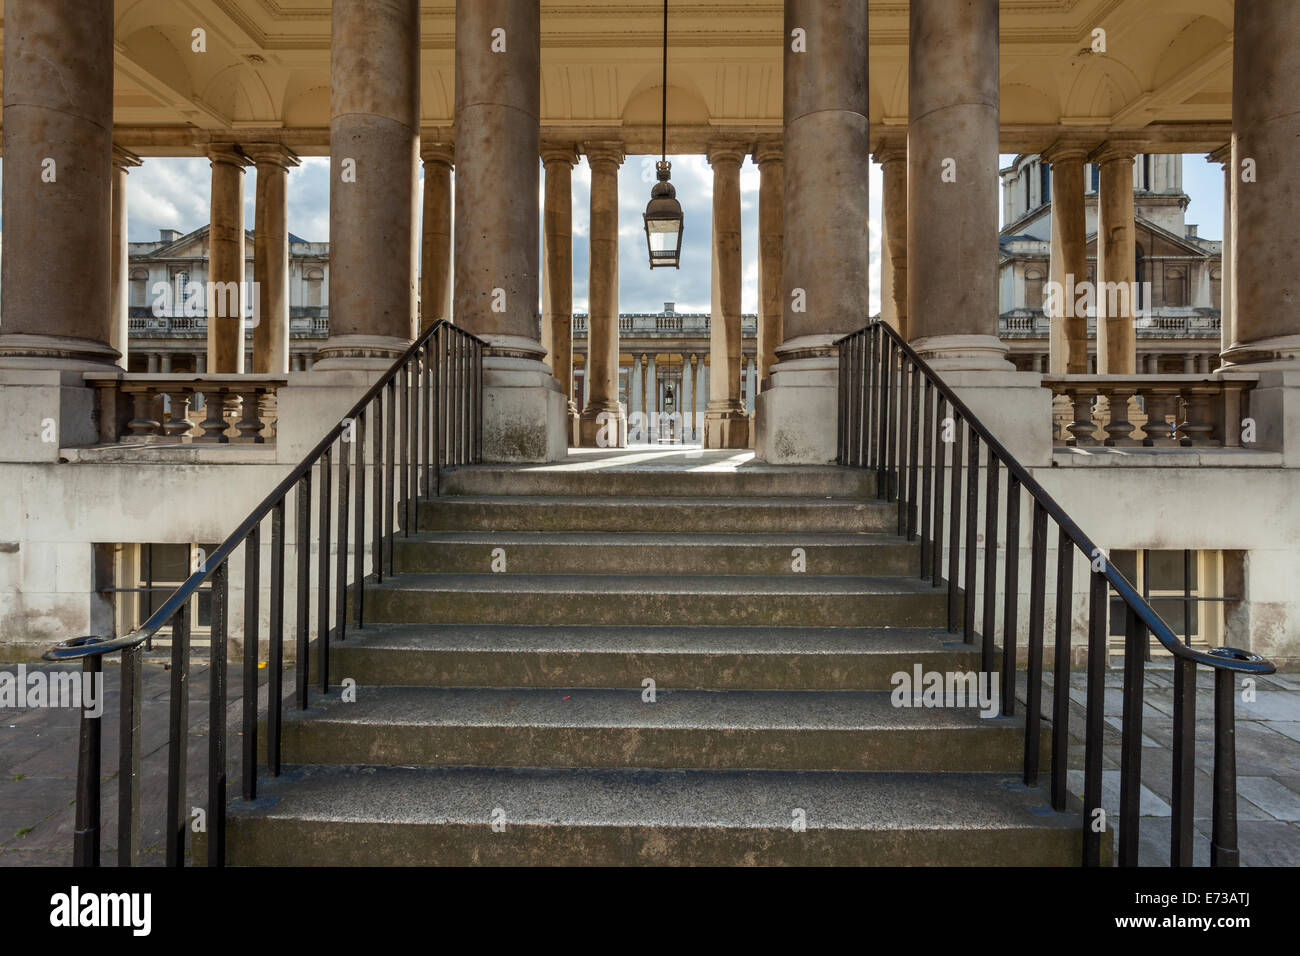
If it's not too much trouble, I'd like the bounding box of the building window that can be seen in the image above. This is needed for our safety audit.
[1090,164,1100,192]
[1107,549,1231,649]
[1040,163,1051,205]
[1210,269,1222,310]
[1164,266,1187,308]
[1023,172,1031,212]
[305,267,324,307]
[1024,268,1045,310]
[116,542,217,642]
[129,268,150,308]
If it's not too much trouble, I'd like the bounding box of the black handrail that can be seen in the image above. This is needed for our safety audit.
[44,319,484,866]
[837,320,1275,867]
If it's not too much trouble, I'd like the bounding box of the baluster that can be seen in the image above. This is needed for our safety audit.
[125,386,162,441]
[1141,385,1181,446]
[165,604,191,866]
[1051,528,1074,812]
[232,388,268,443]
[207,561,228,867]
[242,525,260,801]
[194,387,230,443]
[73,653,103,867]
[1065,386,1098,446]
[1102,388,1138,446]
[118,642,142,867]
[1211,668,1240,866]
[1024,502,1048,785]
[161,388,193,441]
[1181,384,1217,446]
[1082,571,1107,867]
[1119,605,1148,866]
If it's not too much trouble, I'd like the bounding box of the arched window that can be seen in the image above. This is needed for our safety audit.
[1025,268,1045,310]
[1164,266,1187,308]
[305,267,324,307]
[129,268,149,307]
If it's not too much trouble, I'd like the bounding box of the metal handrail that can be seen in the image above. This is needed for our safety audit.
[837,320,1276,867]
[43,318,485,866]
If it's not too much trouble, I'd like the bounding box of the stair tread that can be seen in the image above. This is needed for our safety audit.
[366,572,939,595]
[290,685,1007,731]
[425,495,889,508]
[236,764,1074,832]
[334,623,971,655]
[399,530,905,546]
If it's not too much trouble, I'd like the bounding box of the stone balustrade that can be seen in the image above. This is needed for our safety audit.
[83,373,289,444]
[1042,374,1257,448]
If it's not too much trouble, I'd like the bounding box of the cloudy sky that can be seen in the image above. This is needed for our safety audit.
[0,149,1225,315]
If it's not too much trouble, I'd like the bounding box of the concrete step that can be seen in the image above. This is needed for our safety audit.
[417,495,897,534]
[326,624,978,690]
[439,463,875,499]
[356,573,949,628]
[392,531,918,576]
[277,686,1025,772]
[222,765,1085,865]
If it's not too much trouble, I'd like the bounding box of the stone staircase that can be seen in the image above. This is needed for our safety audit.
[224,458,1089,865]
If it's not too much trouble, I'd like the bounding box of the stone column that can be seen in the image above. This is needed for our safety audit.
[111,148,143,370]
[1043,143,1089,373]
[579,142,627,448]
[646,354,658,430]
[454,0,566,460]
[704,142,750,449]
[0,0,116,369]
[542,144,580,442]
[1208,146,1233,363]
[316,0,419,368]
[690,354,701,441]
[1225,0,1300,367]
[1092,142,1138,373]
[248,144,299,374]
[757,0,870,463]
[905,0,1010,370]
[754,140,784,385]
[205,145,251,373]
[875,141,908,340]
[421,142,455,328]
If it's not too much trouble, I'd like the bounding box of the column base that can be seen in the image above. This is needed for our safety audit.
[909,333,1015,372]
[754,351,838,464]
[567,401,581,449]
[937,369,1054,466]
[311,334,412,371]
[1220,334,1300,372]
[481,337,567,463]
[703,401,751,450]
[579,402,628,448]
[0,333,121,371]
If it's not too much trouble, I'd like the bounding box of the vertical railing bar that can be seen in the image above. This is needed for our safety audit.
[907,360,921,539]
[1002,475,1021,715]
[317,447,332,695]
[164,603,190,866]
[1024,500,1049,786]
[897,357,909,533]
[295,472,311,710]
[74,654,103,868]
[946,418,964,634]
[373,391,384,583]
[883,341,895,502]
[1051,525,1074,812]
[837,337,848,463]
[866,329,878,472]
[1118,605,1147,867]
[385,379,396,573]
[1083,570,1107,867]
[432,332,443,494]
[268,502,285,776]
[241,525,260,802]
[476,339,484,462]
[919,380,933,579]
[962,430,979,643]
[353,411,367,627]
[1211,670,1240,867]
[336,429,351,645]
[1171,655,1197,866]
[931,396,948,591]
[207,561,228,867]
[981,454,1000,674]
[118,643,142,867]
[398,360,409,535]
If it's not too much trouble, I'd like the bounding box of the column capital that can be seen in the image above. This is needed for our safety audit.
[204,143,252,168]
[752,138,783,167]
[1040,139,1091,166]
[421,142,455,167]
[1088,140,1141,166]
[540,143,579,168]
[1207,142,1232,167]
[870,128,907,160]
[872,144,906,166]
[583,140,626,168]
[112,145,143,171]
[706,141,747,167]
[243,143,301,169]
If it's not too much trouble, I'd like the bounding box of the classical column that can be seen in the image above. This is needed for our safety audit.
[0,0,116,369]
[1092,142,1138,373]
[646,354,658,430]
[1225,1,1300,366]
[421,141,455,327]
[111,148,143,370]
[754,140,784,385]
[1043,142,1089,373]
[905,0,1010,370]
[756,0,870,463]
[542,144,580,441]
[704,142,749,449]
[205,145,251,373]
[875,141,908,340]
[316,0,419,368]
[247,144,299,374]
[744,355,757,412]
[1208,146,1233,363]
[579,142,627,448]
[690,354,702,441]
[454,0,565,460]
